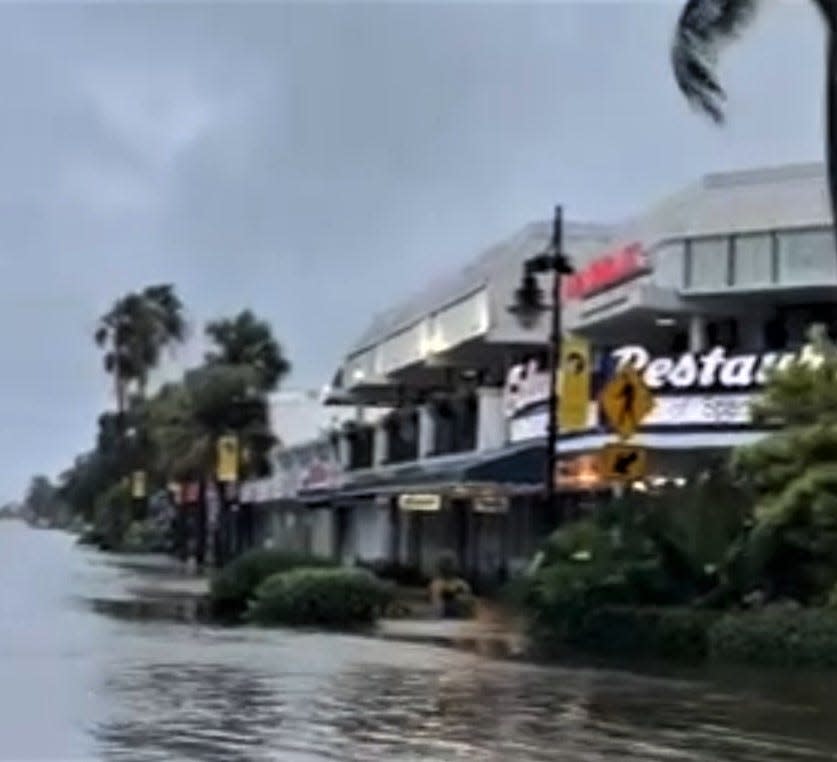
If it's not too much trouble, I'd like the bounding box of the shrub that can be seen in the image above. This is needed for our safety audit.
[121,519,170,553]
[247,567,393,628]
[709,604,837,667]
[210,549,336,621]
[565,606,715,663]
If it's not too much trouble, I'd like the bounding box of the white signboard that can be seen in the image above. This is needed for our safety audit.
[509,393,755,443]
[398,493,442,512]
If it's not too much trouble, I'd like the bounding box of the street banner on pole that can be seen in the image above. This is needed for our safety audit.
[216,435,239,483]
[559,334,591,431]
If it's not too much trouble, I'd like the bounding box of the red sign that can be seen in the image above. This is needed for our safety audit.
[562,242,648,300]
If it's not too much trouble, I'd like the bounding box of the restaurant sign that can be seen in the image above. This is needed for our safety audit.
[562,243,649,301]
[505,343,821,442]
[611,344,821,392]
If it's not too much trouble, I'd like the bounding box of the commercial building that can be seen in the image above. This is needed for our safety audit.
[250,162,836,585]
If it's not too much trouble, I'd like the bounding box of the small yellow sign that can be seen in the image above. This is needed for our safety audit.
[131,470,147,500]
[599,444,648,482]
[559,335,591,431]
[216,435,240,483]
[600,366,655,439]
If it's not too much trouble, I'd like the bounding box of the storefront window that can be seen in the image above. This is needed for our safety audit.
[687,237,730,290]
[652,242,685,289]
[733,233,773,287]
[777,229,837,284]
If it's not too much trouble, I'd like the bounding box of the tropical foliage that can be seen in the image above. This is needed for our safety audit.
[671,0,837,224]
[42,284,290,553]
[210,548,337,621]
[247,567,393,628]
[523,329,837,665]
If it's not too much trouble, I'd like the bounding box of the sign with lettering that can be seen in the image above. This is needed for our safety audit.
[562,242,649,301]
[503,358,550,417]
[611,344,821,392]
[398,493,442,512]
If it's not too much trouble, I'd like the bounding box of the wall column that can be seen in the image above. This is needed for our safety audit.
[373,423,389,468]
[476,387,505,452]
[688,314,706,353]
[418,404,436,460]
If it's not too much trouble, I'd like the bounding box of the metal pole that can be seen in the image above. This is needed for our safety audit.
[545,206,563,521]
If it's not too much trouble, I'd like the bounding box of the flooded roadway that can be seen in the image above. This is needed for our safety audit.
[2,522,837,761]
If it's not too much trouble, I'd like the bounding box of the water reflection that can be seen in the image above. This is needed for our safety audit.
[91,648,837,761]
[95,664,284,762]
[2,525,836,762]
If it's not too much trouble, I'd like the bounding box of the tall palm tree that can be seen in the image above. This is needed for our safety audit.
[672,0,837,222]
[95,284,187,414]
[204,310,290,392]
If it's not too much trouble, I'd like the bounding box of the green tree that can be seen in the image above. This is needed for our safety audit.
[149,365,275,481]
[732,328,837,602]
[95,284,187,413]
[24,475,65,526]
[205,310,290,392]
[671,0,837,222]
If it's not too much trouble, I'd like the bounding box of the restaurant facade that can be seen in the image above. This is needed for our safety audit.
[248,162,837,584]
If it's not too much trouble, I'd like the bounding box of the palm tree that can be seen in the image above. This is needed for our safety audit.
[95,284,187,414]
[672,0,837,222]
[149,365,275,481]
[204,310,290,392]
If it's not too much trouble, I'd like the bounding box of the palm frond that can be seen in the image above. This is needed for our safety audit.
[672,0,760,122]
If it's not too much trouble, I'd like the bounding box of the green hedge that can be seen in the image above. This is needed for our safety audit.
[247,567,393,628]
[709,604,837,667]
[209,549,336,621]
[564,606,716,663]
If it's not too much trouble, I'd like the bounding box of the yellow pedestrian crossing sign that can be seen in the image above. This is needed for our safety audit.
[599,444,647,482]
[600,367,654,439]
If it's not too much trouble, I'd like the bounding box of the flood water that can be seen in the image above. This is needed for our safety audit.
[3,522,837,761]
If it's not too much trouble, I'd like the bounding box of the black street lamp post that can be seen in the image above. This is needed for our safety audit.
[510,206,574,518]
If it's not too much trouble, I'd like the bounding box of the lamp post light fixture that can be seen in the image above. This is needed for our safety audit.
[508,206,574,519]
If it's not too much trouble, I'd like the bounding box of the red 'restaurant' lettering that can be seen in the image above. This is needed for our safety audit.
[563,242,647,300]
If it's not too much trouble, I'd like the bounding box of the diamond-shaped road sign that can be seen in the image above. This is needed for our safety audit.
[599,443,648,482]
[599,367,655,439]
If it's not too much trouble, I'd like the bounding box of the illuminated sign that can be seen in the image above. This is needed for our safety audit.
[398,493,442,512]
[611,344,822,392]
[503,358,550,417]
[562,242,648,300]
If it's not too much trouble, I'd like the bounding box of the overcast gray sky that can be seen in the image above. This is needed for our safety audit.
[0,1,824,499]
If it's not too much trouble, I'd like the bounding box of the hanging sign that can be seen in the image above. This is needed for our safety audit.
[398,494,442,512]
[559,335,591,431]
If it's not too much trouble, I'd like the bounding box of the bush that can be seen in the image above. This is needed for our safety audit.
[121,519,170,553]
[210,549,336,621]
[709,604,837,667]
[569,606,715,663]
[247,567,393,628]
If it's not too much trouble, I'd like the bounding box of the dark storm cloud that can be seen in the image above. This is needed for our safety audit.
[0,1,822,497]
